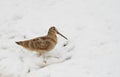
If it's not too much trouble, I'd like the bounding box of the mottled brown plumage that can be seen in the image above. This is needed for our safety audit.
[16,26,68,55]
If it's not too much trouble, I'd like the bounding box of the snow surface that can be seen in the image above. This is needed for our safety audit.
[0,0,120,77]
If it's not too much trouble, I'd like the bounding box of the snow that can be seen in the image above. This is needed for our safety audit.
[0,0,120,77]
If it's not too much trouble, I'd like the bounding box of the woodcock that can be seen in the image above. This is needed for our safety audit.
[16,26,68,56]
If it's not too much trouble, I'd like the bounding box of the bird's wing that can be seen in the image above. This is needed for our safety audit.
[32,37,50,50]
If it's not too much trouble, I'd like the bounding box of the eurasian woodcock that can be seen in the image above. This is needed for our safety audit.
[16,26,68,56]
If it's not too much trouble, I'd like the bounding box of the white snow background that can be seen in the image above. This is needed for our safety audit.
[0,0,120,77]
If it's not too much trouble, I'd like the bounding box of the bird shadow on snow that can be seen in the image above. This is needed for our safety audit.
[0,39,75,77]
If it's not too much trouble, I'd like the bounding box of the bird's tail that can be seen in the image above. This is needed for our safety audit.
[16,41,22,45]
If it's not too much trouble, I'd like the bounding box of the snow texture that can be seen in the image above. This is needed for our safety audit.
[0,0,120,77]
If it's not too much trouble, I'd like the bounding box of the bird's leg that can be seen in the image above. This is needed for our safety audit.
[42,54,47,63]
[36,53,42,57]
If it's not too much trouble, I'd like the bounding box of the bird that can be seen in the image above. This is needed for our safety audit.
[16,26,68,62]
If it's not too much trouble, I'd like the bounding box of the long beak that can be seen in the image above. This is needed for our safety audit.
[57,31,68,40]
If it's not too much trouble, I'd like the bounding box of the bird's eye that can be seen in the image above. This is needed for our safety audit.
[53,28,55,30]
[50,26,56,31]
[52,27,55,30]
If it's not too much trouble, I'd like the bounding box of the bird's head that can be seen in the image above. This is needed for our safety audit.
[48,26,68,40]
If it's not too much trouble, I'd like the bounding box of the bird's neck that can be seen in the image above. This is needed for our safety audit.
[47,31,57,42]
